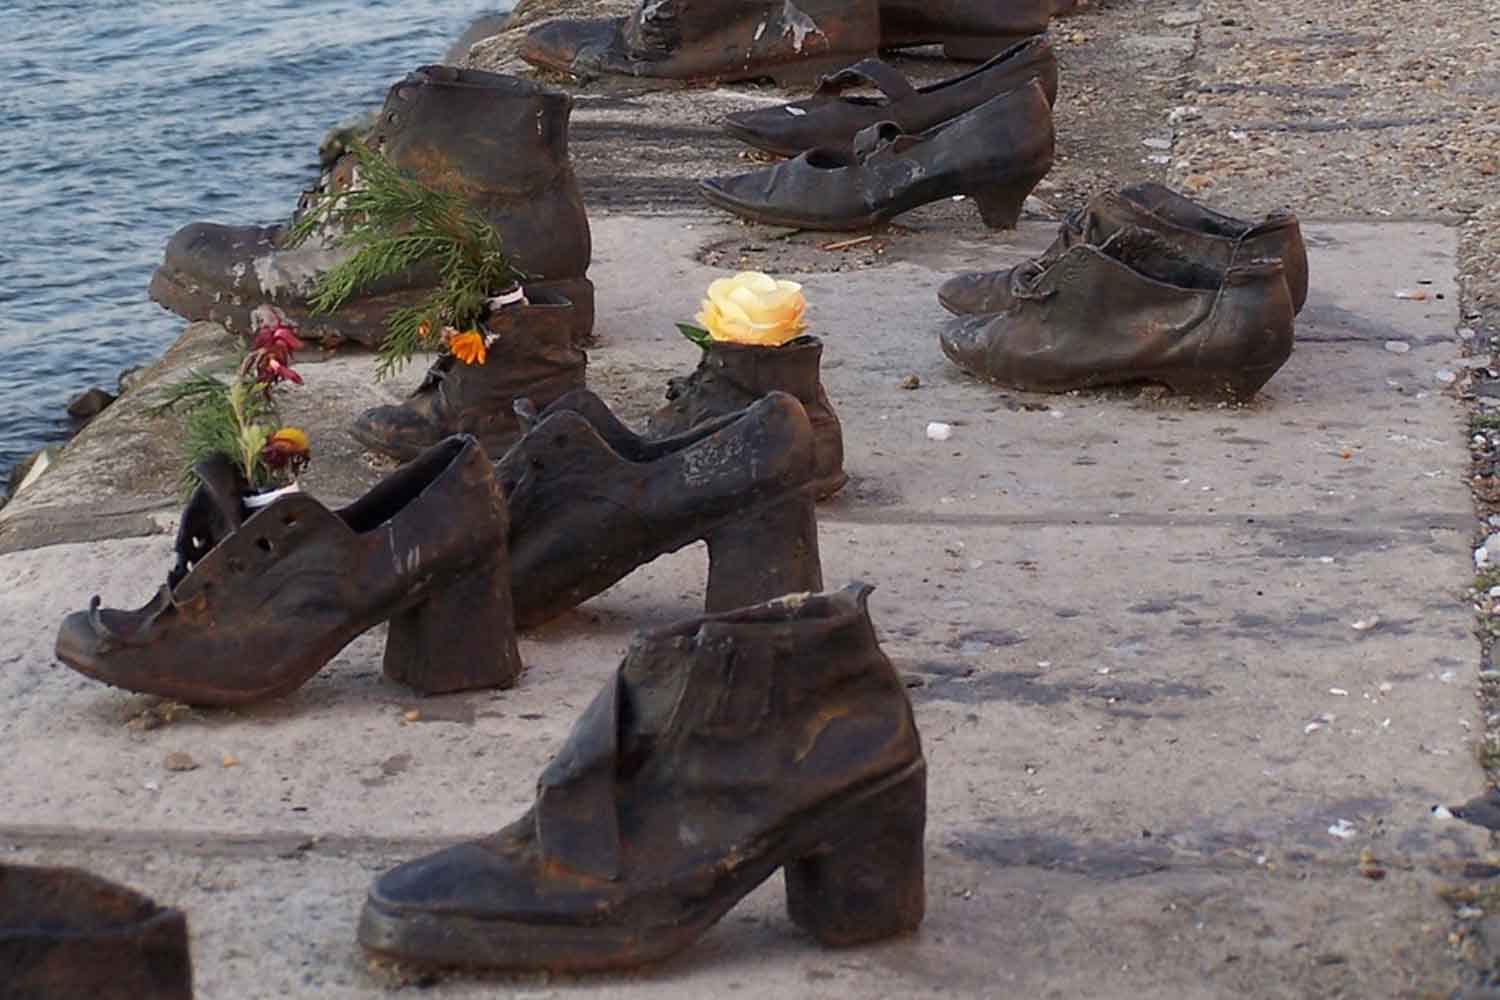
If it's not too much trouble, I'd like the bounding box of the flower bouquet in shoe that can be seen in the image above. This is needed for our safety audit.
[56,298,524,706]
[152,304,312,516]
[285,142,587,461]
[654,271,847,499]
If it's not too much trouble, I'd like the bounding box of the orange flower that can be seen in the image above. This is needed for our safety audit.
[449,330,487,366]
[262,427,311,473]
[418,319,432,340]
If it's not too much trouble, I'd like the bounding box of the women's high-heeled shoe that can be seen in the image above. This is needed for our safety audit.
[498,389,823,628]
[700,79,1054,232]
[2,863,193,1000]
[723,35,1057,158]
[54,435,522,707]
[358,583,926,971]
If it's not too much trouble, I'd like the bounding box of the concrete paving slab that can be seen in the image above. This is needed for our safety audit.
[0,210,1482,995]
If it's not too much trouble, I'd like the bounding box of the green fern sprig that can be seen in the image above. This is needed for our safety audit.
[286,142,520,377]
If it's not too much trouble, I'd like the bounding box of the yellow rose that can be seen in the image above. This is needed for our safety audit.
[696,272,807,347]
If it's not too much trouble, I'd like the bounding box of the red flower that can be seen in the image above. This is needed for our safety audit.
[241,317,306,394]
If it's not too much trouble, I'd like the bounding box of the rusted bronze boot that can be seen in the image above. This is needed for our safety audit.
[358,583,926,971]
[645,336,846,499]
[1,863,192,1000]
[940,183,1309,316]
[938,226,1296,400]
[55,436,522,707]
[520,0,881,86]
[881,0,1051,59]
[351,290,587,462]
[149,66,594,347]
[498,389,822,628]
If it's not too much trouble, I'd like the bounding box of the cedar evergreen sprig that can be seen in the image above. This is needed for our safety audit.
[285,142,520,379]
[151,371,281,498]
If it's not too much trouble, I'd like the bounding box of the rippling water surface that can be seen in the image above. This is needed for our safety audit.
[0,0,507,487]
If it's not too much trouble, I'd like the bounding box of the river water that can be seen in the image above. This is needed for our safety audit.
[0,0,509,491]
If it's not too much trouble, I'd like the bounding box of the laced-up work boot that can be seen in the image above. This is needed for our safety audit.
[498,390,822,628]
[1,863,192,1000]
[351,289,587,462]
[149,66,594,348]
[519,0,881,86]
[646,336,846,499]
[880,0,1051,60]
[938,226,1296,400]
[358,583,926,971]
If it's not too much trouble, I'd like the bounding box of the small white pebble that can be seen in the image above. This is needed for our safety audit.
[1330,688,1349,696]
[1384,340,1411,354]
[926,422,953,441]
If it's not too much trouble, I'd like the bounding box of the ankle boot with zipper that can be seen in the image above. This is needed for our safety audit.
[2,863,192,1000]
[351,289,587,462]
[940,183,1309,316]
[520,0,881,86]
[358,582,926,971]
[880,0,1051,60]
[645,336,846,500]
[149,66,594,348]
[701,78,1054,231]
[498,390,822,628]
[54,435,522,707]
[938,226,1296,400]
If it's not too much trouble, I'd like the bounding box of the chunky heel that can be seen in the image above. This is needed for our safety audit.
[785,765,927,946]
[383,554,523,694]
[971,179,1039,230]
[704,489,823,613]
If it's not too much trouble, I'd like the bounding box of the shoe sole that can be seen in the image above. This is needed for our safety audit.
[357,758,926,971]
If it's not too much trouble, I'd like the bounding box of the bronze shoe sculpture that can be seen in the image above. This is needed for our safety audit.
[149,67,594,348]
[55,435,522,707]
[498,389,823,628]
[880,0,1051,59]
[940,182,1309,316]
[644,336,846,500]
[520,0,881,87]
[701,79,1054,231]
[938,227,1296,400]
[358,583,926,971]
[351,290,587,462]
[1,863,192,1000]
[724,35,1057,158]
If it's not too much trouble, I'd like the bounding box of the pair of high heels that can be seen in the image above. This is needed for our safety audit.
[55,390,822,706]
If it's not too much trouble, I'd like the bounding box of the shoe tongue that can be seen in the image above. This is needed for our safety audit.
[1099,225,1222,289]
[169,453,249,588]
